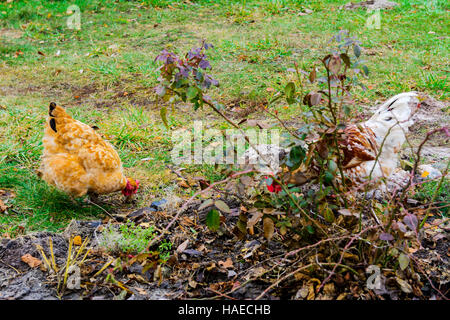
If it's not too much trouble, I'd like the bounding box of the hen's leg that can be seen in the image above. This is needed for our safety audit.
[87,192,100,204]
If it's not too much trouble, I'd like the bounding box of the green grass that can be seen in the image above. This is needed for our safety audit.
[0,163,104,235]
[0,0,448,234]
[414,179,450,216]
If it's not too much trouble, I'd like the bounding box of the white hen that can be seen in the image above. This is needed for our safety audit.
[342,91,421,183]
[243,92,422,186]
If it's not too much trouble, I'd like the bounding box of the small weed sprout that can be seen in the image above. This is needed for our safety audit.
[158,240,172,262]
[98,221,156,254]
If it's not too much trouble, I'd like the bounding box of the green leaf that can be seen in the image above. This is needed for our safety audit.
[306,225,315,234]
[362,65,369,76]
[343,105,351,116]
[289,145,306,169]
[160,106,169,129]
[328,160,337,172]
[237,219,247,235]
[285,82,296,104]
[194,98,204,110]
[398,253,410,271]
[324,207,335,223]
[206,209,220,232]
[340,53,351,68]
[186,86,199,100]
[353,44,361,58]
[324,171,334,184]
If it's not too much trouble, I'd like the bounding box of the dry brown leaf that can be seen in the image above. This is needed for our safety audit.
[135,287,148,295]
[295,286,309,299]
[244,266,266,281]
[343,252,359,262]
[127,273,148,283]
[247,211,263,235]
[396,277,412,293]
[263,217,274,241]
[176,239,189,253]
[215,200,231,214]
[139,222,151,228]
[189,279,197,288]
[180,216,194,226]
[177,180,190,188]
[294,272,310,281]
[240,176,253,186]
[0,199,7,212]
[323,283,336,296]
[219,257,234,269]
[21,254,42,268]
[198,199,214,211]
[338,208,358,217]
[263,208,276,214]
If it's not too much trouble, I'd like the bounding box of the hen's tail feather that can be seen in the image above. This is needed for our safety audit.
[48,102,59,132]
[49,102,57,116]
[49,118,57,132]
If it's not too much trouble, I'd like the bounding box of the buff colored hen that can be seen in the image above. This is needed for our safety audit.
[40,102,139,200]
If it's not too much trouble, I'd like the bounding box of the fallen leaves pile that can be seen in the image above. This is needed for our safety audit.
[0,183,448,300]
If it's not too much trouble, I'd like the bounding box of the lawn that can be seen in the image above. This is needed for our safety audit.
[0,0,448,235]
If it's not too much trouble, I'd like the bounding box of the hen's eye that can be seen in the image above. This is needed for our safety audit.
[384,117,393,121]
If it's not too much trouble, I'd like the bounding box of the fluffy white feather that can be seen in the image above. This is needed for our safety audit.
[345,91,421,182]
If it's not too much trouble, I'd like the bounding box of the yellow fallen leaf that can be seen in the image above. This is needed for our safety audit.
[73,235,82,246]
[421,171,429,178]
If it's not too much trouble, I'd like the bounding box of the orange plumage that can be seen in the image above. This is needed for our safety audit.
[40,102,138,198]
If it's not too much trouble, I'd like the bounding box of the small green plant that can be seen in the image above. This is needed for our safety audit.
[414,178,449,216]
[98,221,173,263]
[158,240,173,262]
[99,221,156,254]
